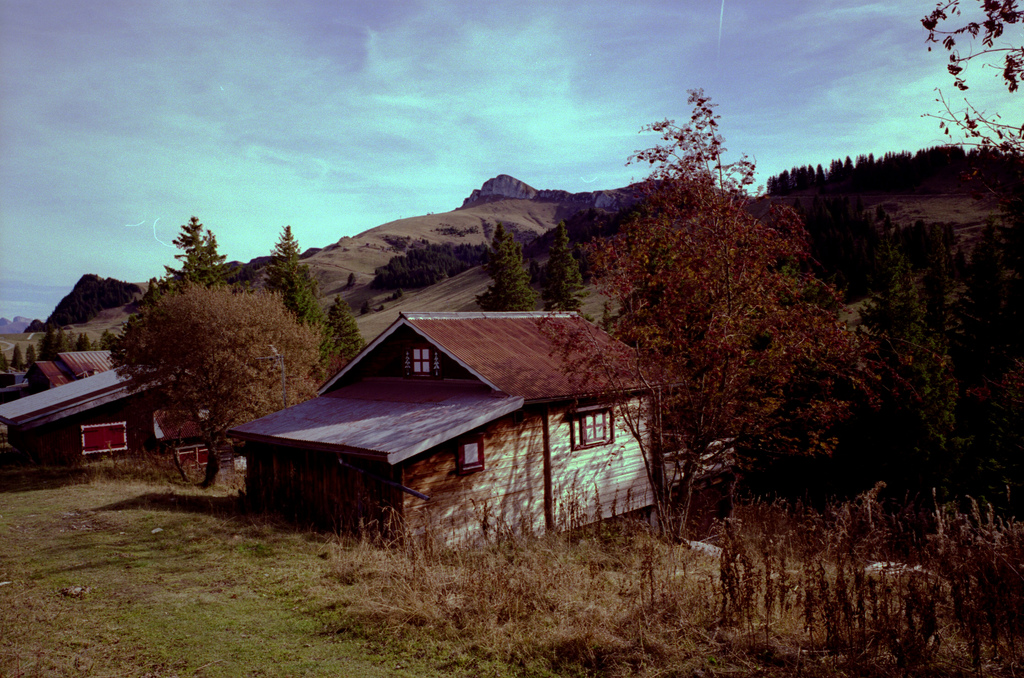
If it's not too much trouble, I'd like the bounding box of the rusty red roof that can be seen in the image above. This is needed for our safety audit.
[321,312,631,402]
[153,410,204,441]
[31,361,75,387]
[58,351,113,378]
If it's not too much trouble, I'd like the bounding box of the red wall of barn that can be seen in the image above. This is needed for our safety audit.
[8,396,153,466]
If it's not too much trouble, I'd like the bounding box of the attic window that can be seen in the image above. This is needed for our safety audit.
[81,422,127,455]
[405,346,441,378]
[457,435,485,474]
[574,409,613,449]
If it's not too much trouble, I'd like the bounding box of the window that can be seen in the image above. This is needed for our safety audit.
[574,409,613,449]
[81,422,127,455]
[405,345,440,378]
[457,435,485,474]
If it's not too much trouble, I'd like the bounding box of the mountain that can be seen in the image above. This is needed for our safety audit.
[0,316,35,334]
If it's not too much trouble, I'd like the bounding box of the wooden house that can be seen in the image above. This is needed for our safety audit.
[229,312,653,543]
[0,370,151,465]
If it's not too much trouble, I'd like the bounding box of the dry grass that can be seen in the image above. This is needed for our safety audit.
[4,460,1021,677]
[324,488,1024,677]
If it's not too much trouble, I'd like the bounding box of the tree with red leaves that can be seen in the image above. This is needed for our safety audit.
[923,0,1023,153]
[554,91,871,535]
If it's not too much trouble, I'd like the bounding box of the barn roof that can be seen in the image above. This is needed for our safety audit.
[320,312,626,401]
[30,361,75,387]
[229,379,523,465]
[58,351,113,378]
[0,369,131,429]
[153,410,204,441]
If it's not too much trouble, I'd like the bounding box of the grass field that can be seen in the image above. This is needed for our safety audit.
[0,463,515,678]
[4,461,1023,677]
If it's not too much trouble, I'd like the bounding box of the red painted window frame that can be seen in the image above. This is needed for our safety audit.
[81,421,128,455]
[574,409,613,449]
[456,435,485,474]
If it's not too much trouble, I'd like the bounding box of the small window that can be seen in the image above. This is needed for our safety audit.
[81,422,127,455]
[405,346,440,378]
[457,435,485,474]
[575,409,613,449]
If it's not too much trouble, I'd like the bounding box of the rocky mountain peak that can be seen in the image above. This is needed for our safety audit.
[461,175,538,206]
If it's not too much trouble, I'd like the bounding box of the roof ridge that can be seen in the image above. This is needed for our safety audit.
[400,311,579,320]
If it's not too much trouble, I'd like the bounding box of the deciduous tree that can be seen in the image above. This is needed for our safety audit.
[923,0,1023,152]
[477,223,537,311]
[554,91,870,534]
[116,284,322,486]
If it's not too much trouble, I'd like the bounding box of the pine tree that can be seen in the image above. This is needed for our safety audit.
[164,217,228,289]
[75,333,91,351]
[99,329,119,351]
[38,324,58,361]
[0,350,9,372]
[325,295,365,363]
[12,344,25,370]
[476,223,537,312]
[265,226,324,326]
[24,344,35,368]
[861,240,957,493]
[956,222,1007,384]
[346,272,356,288]
[542,221,586,311]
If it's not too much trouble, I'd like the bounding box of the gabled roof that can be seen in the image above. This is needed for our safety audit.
[230,379,523,465]
[29,361,75,387]
[153,410,204,441]
[58,351,113,378]
[0,369,132,429]
[320,312,625,402]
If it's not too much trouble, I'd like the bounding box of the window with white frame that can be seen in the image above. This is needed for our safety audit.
[406,345,440,378]
[457,435,485,474]
[81,422,128,455]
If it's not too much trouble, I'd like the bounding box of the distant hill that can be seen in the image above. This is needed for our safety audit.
[28,156,1006,339]
[0,316,36,334]
[46,275,142,327]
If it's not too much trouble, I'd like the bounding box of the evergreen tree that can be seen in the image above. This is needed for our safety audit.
[955,222,1007,384]
[265,226,324,326]
[542,221,586,311]
[861,241,957,493]
[164,217,228,289]
[476,223,537,312]
[99,329,119,351]
[24,344,35,369]
[346,272,356,288]
[923,224,957,337]
[75,333,91,351]
[324,295,365,363]
[38,324,58,361]
[0,349,9,372]
[11,345,24,371]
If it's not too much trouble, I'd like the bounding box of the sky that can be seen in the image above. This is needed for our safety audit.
[0,0,1017,321]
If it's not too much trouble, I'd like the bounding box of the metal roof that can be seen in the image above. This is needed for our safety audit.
[58,351,113,378]
[153,410,204,441]
[229,379,523,465]
[320,312,629,401]
[30,361,75,387]
[0,369,132,428]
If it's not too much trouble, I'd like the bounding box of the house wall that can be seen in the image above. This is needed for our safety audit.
[8,396,153,466]
[401,399,653,545]
[401,407,548,545]
[244,442,401,534]
[548,398,653,530]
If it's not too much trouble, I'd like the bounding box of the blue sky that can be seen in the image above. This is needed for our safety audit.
[0,0,1016,321]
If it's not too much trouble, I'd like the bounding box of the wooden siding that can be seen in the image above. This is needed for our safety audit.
[7,396,153,466]
[401,400,652,545]
[549,399,652,530]
[244,442,401,534]
[402,407,547,545]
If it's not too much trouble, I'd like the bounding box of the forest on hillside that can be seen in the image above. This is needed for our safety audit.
[45,274,140,327]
